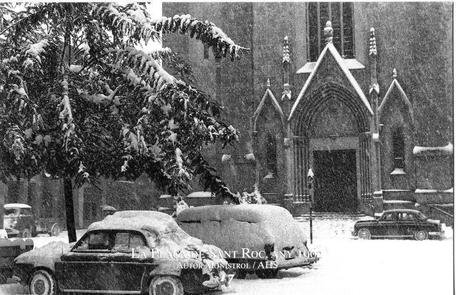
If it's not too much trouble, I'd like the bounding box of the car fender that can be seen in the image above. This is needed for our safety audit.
[14,241,68,272]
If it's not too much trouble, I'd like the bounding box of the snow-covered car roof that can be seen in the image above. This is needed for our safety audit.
[177,205,309,256]
[88,210,182,235]
[4,203,32,209]
[186,191,213,198]
[383,209,423,214]
[177,204,293,223]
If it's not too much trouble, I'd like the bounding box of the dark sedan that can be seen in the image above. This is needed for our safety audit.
[352,209,444,240]
[14,211,232,295]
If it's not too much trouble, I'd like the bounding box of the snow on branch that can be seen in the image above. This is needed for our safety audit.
[110,47,176,91]
[152,14,248,61]
[92,3,160,43]
[93,3,247,61]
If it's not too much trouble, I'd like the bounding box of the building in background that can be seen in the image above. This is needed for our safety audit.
[0,2,453,228]
[163,2,453,221]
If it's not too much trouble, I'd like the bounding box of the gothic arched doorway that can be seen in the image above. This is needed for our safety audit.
[291,83,372,213]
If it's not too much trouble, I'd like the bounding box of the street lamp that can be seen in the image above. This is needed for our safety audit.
[307,168,314,244]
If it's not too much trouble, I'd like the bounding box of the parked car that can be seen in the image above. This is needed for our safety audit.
[352,209,445,240]
[13,210,233,295]
[3,204,36,238]
[177,204,319,279]
[3,203,62,238]
[0,238,33,284]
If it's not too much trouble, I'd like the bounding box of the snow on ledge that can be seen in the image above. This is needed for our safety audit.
[415,188,453,194]
[383,200,413,204]
[413,142,453,155]
[390,168,406,175]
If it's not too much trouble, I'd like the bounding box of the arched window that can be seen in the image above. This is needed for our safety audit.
[306,2,354,61]
[266,133,277,176]
[393,127,405,170]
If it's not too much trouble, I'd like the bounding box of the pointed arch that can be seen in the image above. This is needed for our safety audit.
[379,77,414,124]
[252,87,285,132]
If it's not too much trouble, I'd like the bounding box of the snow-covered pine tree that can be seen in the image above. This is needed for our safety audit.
[0,3,246,242]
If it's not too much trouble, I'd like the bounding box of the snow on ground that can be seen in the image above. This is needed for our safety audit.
[0,219,453,295]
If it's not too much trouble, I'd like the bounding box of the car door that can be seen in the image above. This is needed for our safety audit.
[375,212,399,237]
[397,212,418,237]
[105,231,154,292]
[56,231,116,292]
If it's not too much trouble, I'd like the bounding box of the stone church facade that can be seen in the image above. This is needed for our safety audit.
[164,2,453,221]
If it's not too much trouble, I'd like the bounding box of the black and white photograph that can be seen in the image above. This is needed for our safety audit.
[0,1,455,295]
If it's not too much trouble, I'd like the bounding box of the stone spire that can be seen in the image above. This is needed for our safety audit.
[282,36,291,64]
[369,27,377,56]
[369,27,379,95]
[324,21,333,44]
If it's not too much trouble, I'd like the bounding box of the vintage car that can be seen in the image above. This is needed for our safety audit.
[14,211,233,295]
[0,238,34,283]
[352,209,445,240]
[177,204,319,279]
[4,203,62,238]
[3,203,36,238]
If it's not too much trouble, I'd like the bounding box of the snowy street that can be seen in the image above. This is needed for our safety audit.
[0,218,453,295]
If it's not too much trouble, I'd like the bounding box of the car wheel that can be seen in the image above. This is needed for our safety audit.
[22,228,32,238]
[357,228,371,240]
[50,224,61,237]
[255,268,278,279]
[414,230,428,241]
[28,269,57,295]
[149,276,184,295]
[32,227,38,237]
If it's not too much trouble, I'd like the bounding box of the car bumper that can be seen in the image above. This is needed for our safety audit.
[5,228,20,238]
[276,253,320,270]
[428,231,445,239]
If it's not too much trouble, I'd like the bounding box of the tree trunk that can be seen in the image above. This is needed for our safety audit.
[64,176,77,242]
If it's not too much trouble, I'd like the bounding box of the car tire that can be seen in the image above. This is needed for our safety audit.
[149,276,184,295]
[22,228,32,238]
[32,227,38,237]
[28,269,57,295]
[414,230,428,241]
[255,268,278,279]
[357,228,371,240]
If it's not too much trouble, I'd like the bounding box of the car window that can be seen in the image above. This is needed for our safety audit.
[113,232,146,252]
[416,212,427,220]
[130,233,146,248]
[74,232,112,251]
[382,213,396,221]
[113,232,130,252]
[89,232,113,250]
[399,212,415,221]
[4,208,19,217]
[20,208,32,216]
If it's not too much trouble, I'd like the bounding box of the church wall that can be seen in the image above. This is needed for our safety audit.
[353,2,453,145]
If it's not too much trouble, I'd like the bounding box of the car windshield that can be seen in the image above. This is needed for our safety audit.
[417,212,428,220]
[4,208,19,217]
